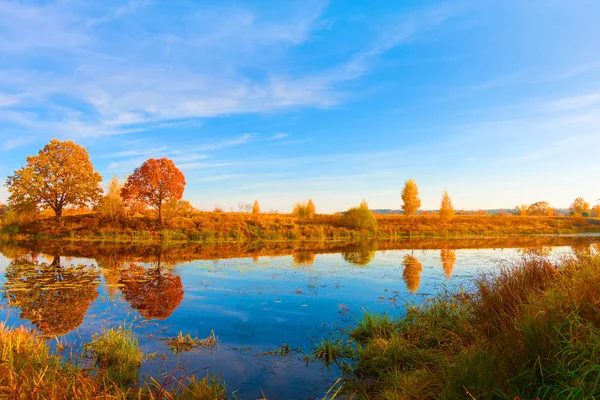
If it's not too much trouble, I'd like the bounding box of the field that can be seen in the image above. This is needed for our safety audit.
[1,211,599,243]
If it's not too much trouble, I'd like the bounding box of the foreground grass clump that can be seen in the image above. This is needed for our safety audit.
[316,252,600,399]
[0,324,226,399]
[84,326,143,386]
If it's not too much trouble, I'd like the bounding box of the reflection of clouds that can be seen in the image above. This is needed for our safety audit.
[188,303,250,322]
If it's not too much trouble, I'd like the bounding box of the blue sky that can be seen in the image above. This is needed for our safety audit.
[1,0,599,213]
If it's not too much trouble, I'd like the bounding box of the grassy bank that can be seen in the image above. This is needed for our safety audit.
[0,324,226,399]
[315,251,600,399]
[1,211,598,243]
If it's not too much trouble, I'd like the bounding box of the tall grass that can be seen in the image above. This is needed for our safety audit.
[314,252,600,399]
[84,326,142,386]
[0,324,227,399]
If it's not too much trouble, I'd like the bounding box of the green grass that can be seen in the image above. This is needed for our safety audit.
[314,252,600,399]
[84,325,142,386]
[0,323,227,399]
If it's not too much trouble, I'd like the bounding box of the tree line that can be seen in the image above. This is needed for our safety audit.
[2,139,597,224]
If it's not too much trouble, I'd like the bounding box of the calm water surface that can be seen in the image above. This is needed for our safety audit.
[0,237,597,399]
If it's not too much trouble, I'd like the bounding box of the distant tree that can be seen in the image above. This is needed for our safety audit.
[593,204,600,218]
[293,200,315,219]
[307,198,316,216]
[527,201,550,216]
[342,206,377,232]
[517,204,527,216]
[252,200,261,214]
[439,189,455,220]
[401,179,421,217]
[121,158,186,223]
[163,200,195,221]
[360,199,369,210]
[570,197,590,216]
[582,211,590,217]
[238,203,253,213]
[6,139,103,221]
[99,175,123,221]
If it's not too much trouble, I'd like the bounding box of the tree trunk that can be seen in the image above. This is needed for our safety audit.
[158,203,162,225]
[54,207,62,221]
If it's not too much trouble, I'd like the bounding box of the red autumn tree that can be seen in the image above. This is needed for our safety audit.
[121,158,186,222]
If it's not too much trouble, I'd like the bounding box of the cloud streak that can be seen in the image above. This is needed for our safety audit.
[0,0,457,137]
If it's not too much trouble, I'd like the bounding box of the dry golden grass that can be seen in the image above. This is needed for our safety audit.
[2,210,599,243]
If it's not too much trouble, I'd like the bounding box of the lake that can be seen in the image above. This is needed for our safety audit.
[0,236,598,399]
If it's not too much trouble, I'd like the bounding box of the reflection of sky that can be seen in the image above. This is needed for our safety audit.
[0,245,583,398]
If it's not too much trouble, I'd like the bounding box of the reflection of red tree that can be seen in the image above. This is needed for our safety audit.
[4,259,100,337]
[119,264,184,320]
[403,255,423,293]
[440,249,456,279]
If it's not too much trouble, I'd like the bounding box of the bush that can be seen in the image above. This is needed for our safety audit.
[342,207,377,232]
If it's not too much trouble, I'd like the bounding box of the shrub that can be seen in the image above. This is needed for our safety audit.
[342,207,377,232]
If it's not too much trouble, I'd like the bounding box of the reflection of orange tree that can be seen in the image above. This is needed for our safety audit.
[403,254,423,293]
[440,249,456,279]
[95,254,127,299]
[3,257,100,337]
[341,242,376,266]
[293,251,316,266]
[119,264,184,320]
[519,247,552,257]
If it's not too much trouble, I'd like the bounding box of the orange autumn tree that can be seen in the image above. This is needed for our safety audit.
[252,200,261,214]
[121,158,186,222]
[439,189,455,220]
[6,139,103,221]
[401,179,421,217]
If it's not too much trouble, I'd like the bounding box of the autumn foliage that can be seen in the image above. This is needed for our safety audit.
[401,179,421,217]
[121,158,186,222]
[439,189,455,220]
[119,264,184,320]
[6,139,103,221]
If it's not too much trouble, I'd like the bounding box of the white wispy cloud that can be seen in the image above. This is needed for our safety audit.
[0,0,457,137]
[2,136,36,151]
[270,132,289,140]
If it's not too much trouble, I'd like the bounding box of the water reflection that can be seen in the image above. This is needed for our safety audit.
[119,263,184,320]
[341,242,376,266]
[519,247,553,257]
[293,251,316,266]
[1,236,600,398]
[402,254,423,293]
[3,253,100,337]
[440,249,456,279]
